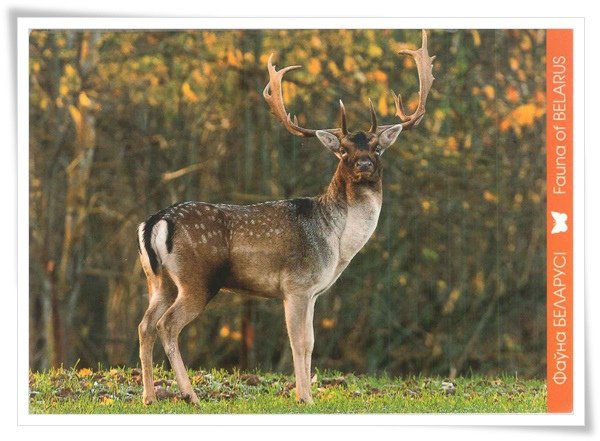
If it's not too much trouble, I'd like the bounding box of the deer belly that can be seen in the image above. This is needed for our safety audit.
[227,236,290,297]
[226,252,284,298]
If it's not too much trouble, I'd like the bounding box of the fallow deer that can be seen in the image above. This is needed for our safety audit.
[137,30,435,405]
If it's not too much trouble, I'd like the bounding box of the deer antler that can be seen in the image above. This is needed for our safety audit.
[264,30,434,138]
[263,54,345,138]
[378,29,435,133]
[368,98,378,133]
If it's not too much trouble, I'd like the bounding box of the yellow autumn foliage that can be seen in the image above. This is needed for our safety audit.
[203,31,217,47]
[447,136,458,151]
[505,85,520,103]
[64,63,76,77]
[307,57,321,76]
[219,325,230,338]
[370,69,388,84]
[471,30,481,47]
[282,81,297,105]
[327,60,340,77]
[378,94,388,116]
[483,85,495,99]
[483,190,497,202]
[181,82,199,103]
[191,68,203,84]
[78,91,92,108]
[520,35,532,51]
[321,318,335,329]
[259,53,270,65]
[226,49,242,67]
[511,103,538,126]
[309,35,322,49]
[367,44,383,57]
[343,56,357,72]
[68,104,82,130]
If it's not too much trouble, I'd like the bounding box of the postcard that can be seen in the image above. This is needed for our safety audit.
[18,17,585,426]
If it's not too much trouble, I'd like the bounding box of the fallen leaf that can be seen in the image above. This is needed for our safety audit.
[155,386,177,400]
[78,368,93,377]
[131,368,142,384]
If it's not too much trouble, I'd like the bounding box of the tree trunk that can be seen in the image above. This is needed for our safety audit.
[53,31,100,367]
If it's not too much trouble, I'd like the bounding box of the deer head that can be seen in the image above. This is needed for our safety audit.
[263,29,435,184]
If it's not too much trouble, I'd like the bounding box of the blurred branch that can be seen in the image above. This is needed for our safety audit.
[161,162,206,183]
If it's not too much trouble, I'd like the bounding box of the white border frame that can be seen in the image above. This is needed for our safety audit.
[17,16,585,426]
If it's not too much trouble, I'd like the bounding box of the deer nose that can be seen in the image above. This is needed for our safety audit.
[356,158,374,172]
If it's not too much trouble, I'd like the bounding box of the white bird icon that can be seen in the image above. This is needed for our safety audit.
[551,211,568,234]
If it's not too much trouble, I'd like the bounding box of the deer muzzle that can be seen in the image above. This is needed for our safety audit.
[355,158,374,173]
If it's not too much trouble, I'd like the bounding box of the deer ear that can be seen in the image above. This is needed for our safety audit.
[378,124,403,150]
[316,130,341,155]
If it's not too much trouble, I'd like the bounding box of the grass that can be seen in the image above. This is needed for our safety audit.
[29,366,547,414]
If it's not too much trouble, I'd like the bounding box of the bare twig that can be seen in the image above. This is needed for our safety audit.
[161,162,206,183]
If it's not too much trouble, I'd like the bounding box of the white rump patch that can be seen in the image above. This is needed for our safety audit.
[153,219,170,259]
[137,223,151,272]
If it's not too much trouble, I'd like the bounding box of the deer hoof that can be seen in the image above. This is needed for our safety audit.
[183,392,200,406]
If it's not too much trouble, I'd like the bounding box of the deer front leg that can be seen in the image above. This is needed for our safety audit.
[283,295,316,404]
[304,297,316,389]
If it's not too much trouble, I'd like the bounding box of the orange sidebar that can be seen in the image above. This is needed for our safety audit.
[546,29,573,414]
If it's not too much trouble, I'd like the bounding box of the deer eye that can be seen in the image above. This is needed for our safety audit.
[374,145,383,156]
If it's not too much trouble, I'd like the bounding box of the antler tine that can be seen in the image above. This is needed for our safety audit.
[263,54,312,137]
[379,29,435,133]
[396,29,435,129]
[368,98,378,133]
[339,100,348,135]
[263,53,343,138]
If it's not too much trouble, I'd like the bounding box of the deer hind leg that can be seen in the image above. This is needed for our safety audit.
[283,295,316,404]
[138,277,176,405]
[156,278,210,405]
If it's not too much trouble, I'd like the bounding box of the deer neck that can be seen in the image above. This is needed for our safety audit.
[319,163,383,263]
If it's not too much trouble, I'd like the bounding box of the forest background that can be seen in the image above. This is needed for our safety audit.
[28,29,547,379]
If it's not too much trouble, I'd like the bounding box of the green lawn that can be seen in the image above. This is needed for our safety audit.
[29,366,546,414]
